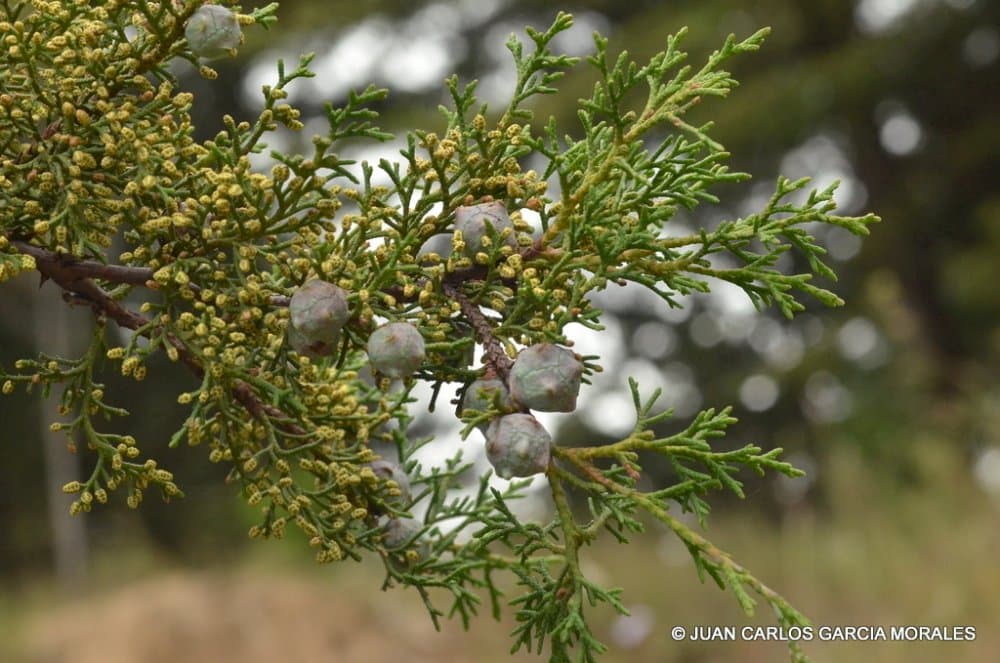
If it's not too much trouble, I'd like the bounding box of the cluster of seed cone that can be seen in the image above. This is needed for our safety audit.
[284,200,579,547]
[463,343,583,479]
[287,280,426,378]
[454,202,584,479]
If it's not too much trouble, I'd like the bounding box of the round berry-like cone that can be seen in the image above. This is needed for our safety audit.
[509,343,582,412]
[485,413,552,479]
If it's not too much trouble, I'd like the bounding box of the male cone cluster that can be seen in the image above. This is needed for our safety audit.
[286,279,427,549]
[368,459,411,505]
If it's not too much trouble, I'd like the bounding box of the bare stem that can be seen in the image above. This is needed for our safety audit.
[442,282,513,381]
[13,241,155,285]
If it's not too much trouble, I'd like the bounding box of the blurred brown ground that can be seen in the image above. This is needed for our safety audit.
[12,485,999,663]
[21,569,535,663]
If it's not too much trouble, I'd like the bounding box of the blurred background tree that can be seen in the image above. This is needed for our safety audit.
[2,1,998,660]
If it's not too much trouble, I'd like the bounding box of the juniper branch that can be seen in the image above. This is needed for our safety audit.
[20,234,305,438]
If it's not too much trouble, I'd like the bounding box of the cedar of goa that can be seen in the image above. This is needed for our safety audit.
[0,2,879,661]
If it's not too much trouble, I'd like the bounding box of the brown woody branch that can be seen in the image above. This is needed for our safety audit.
[20,240,305,436]
[9,240,302,307]
[10,236,555,414]
[13,240,155,287]
[10,234,555,306]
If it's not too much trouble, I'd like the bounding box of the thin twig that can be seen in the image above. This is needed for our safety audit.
[443,282,512,381]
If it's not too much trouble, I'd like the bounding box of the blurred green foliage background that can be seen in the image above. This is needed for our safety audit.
[1,0,998,660]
